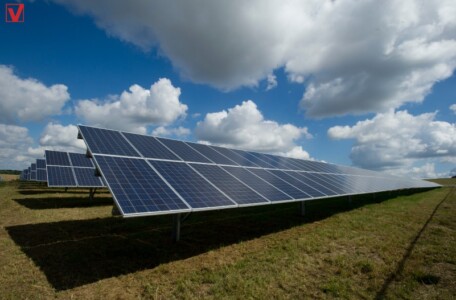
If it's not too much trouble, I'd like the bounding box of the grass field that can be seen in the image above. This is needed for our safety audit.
[0,178,455,299]
[0,174,19,181]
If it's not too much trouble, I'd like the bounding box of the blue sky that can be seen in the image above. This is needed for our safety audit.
[1,0,455,178]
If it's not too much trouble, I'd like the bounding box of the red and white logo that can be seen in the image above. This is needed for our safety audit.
[5,3,24,23]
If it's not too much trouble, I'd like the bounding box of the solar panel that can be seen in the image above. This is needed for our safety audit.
[185,142,238,166]
[190,163,269,205]
[78,125,140,157]
[150,160,236,209]
[228,149,277,168]
[291,172,344,195]
[47,166,76,187]
[246,168,312,199]
[45,150,71,166]
[156,137,212,163]
[73,168,104,187]
[36,169,47,182]
[36,159,46,169]
[221,166,293,202]
[123,132,181,160]
[31,163,37,171]
[77,125,440,218]
[45,150,105,188]
[69,153,94,167]
[94,155,190,215]
[208,145,261,167]
[267,170,328,197]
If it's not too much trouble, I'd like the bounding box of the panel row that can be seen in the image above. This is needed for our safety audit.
[45,150,104,188]
[79,125,385,175]
[92,155,435,217]
[47,166,105,188]
[45,150,95,168]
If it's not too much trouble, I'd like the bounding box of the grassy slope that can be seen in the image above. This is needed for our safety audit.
[0,180,454,299]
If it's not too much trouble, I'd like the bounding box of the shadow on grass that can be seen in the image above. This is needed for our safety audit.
[6,189,430,291]
[18,190,99,195]
[375,187,452,299]
[14,196,114,209]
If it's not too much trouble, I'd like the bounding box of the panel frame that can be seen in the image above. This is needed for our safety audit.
[93,154,192,217]
[77,125,441,218]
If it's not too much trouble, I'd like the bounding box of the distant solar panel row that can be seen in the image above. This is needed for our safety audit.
[20,158,47,182]
[78,125,439,217]
[45,150,104,188]
[35,159,47,182]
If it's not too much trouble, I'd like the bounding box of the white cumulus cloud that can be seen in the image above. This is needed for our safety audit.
[266,73,278,91]
[328,110,456,177]
[0,124,34,169]
[53,0,456,117]
[0,65,70,123]
[75,78,188,134]
[152,126,191,137]
[195,100,311,157]
[27,123,87,159]
[451,103,456,114]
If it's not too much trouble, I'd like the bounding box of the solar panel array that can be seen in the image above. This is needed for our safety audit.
[35,159,47,182]
[45,150,105,188]
[78,125,439,218]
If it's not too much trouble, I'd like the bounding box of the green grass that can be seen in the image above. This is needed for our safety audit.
[0,179,455,299]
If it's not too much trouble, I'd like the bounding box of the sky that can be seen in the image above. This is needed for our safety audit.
[0,0,455,178]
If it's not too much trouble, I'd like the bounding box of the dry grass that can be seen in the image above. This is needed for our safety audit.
[429,178,456,186]
[0,174,19,181]
[0,179,454,299]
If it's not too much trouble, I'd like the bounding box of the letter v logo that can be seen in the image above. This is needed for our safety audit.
[6,4,25,23]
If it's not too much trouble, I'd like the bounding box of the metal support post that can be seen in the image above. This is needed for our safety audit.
[88,188,97,200]
[173,213,181,242]
[300,201,306,216]
[65,187,68,192]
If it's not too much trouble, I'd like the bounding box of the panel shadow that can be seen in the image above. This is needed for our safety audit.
[6,190,428,291]
[14,196,113,209]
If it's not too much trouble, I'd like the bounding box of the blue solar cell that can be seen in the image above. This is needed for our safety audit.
[47,166,77,187]
[156,138,212,163]
[285,159,320,172]
[287,172,339,196]
[296,173,347,194]
[209,145,260,167]
[150,160,236,209]
[221,166,293,202]
[78,125,140,157]
[69,153,94,168]
[321,174,357,194]
[245,152,294,170]
[247,168,311,200]
[123,132,181,160]
[73,168,104,187]
[190,163,269,205]
[31,170,37,181]
[185,142,238,165]
[45,150,71,166]
[229,150,277,168]
[306,161,343,174]
[31,163,37,171]
[94,155,190,215]
[36,169,47,182]
[267,170,327,197]
[36,159,46,169]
